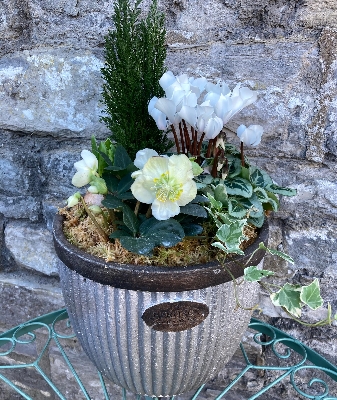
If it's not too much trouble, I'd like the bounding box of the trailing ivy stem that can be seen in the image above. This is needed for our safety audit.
[80,197,109,242]
[134,200,140,216]
[171,124,181,154]
[240,141,245,166]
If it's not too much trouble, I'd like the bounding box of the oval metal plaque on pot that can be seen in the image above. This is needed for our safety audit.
[141,301,209,332]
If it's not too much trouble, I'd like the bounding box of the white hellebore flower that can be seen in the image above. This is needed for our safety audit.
[72,150,98,187]
[237,124,264,147]
[134,148,159,169]
[131,154,197,221]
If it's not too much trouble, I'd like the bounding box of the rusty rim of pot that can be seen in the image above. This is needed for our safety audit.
[53,214,268,292]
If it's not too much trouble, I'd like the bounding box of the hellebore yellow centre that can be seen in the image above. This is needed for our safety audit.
[131,154,197,220]
[153,171,183,202]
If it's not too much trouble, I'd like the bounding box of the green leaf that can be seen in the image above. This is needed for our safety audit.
[224,178,253,198]
[213,184,228,204]
[265,184,297,197]
[98,150,113,167]
[102,173,119,192]
[244,266,274,282]
[207,193,223,212]
[119,236,156,255]
[300,279,324,310]
[109,230,132,239]
[228,194,263,218]
[240,166,249,180]
[259,243,295,264]
[113,145,132,169]
[249,166,273,188]
[191,195,209,203]
[91,135,98,157]
[228,198,247,218]
[101,194,124,209]
[214,219,247,255]
[181,223,203,236]
[270,284,302,318]
[254,187,269,203]
[116,192,135,200]
[227,157,241,178]
[122,204,140,234]
[117,173,133,194]
[179,204,208,218]
[248,214,265,228]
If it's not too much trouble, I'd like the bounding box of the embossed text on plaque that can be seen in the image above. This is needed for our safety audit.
[141,301,209,332]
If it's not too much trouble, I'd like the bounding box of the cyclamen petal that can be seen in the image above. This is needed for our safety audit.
[155,98,177,123]
[178,105,198,127]
[204,116,223,139]
[159,71,176,91]
[237,124,264,147]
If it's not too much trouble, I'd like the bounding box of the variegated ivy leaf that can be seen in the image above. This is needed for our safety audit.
[213,219,247,255]
[207,193,223,211]
[300,279,323,310]
[228,198,247,218]
[224,178,253,198]
[270,284,302,318]
[265,183,297,197]
[249,166,273,188]
[259,243,295,264]
[244,266,274,282]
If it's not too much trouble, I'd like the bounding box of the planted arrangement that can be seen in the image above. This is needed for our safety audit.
[62,0,335,334]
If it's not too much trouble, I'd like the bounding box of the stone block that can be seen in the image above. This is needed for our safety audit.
[0,195,40,221]
[4,221,59,276]
[0,273,63,330]
[0,49,109,138]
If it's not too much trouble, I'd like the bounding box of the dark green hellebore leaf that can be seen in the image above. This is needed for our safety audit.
[179,204,208,218]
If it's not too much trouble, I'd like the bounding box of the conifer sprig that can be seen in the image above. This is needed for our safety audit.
[101,0,172,159]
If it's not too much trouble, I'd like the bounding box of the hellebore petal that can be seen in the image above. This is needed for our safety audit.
[72,171,92,187]
[81,150,98,171]
[151,199,180,220]
[237,124,264,147]
[134,148,159,169]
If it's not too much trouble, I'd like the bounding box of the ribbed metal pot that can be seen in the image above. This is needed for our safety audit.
[53,215,268,397]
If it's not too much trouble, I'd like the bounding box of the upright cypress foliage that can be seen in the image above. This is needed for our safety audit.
[101,0,172,159]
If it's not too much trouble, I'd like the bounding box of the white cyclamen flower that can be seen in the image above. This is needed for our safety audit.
[72,150,98,187]
[131,154,197,220]
[237,124,264,147]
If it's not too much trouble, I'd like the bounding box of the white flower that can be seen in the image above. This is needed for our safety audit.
[131,154,197,220]
[237,124,264,146]
[205,83,258,125]
[197,101,223,139]
[72,150,98,187]
[134,148,159,169]
[148,97,168,130]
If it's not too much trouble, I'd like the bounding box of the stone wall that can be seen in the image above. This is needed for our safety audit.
[0,0,336,398]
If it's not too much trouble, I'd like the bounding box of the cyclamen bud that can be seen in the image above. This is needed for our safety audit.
[88,205,102,215]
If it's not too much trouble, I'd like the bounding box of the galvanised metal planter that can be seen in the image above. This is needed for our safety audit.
[53,214,268,398]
